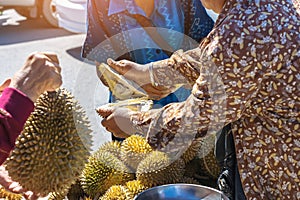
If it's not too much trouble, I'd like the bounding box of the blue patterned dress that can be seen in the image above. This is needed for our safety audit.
[82,0,214,107]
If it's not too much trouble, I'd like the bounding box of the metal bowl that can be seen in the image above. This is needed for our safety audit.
[134,184,229,200]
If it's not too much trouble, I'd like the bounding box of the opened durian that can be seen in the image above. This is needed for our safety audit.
[120,135,153,172]
[5,88,92,197]
[136,151,185,188]
[80,151,134,198]
[100,98,153,112]
[97,63,148,100]
[97,62,184,101]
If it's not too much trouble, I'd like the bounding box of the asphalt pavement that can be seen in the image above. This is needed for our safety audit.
[0,9,111,152]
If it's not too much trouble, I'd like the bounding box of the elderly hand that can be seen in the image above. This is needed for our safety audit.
[104,58,171,100]
[97,105,139,138]
[9,52,62,102]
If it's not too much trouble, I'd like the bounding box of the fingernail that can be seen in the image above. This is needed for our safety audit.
[107,58,113,65]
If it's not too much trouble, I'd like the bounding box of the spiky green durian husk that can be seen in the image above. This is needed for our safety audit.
[196,134,220,179]
[0,186,23,200]
[184,157,218,189]
[5,88,93,197]
[99,185,127,200]
[136,151,185,188]
[123,180,148,200]
[97,140,122,159]
[198,149,221,179]
[180,138,202,164]
[81,151,134,198]
[184,157,202,178]
[120,135,153,172]
[179,177,200,185]
[48,192,65,200]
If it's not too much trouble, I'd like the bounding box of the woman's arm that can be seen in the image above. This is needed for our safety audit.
[0,88,34,164]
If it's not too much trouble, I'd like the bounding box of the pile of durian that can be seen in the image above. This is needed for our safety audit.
[78,134,220,200]
[0,87,220,200]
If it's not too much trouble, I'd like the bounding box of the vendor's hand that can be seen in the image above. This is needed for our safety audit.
[106,58,172,100]
[97,105,138,138]
[9,52,62,102]
[0,165,39,200]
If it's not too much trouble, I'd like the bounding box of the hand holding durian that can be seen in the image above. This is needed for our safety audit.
[0,52,63,200]
[97,59,175,101]
[97,106,140,138]
[8,52,62,102]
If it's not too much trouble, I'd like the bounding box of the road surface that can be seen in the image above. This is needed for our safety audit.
[0,9,111,152]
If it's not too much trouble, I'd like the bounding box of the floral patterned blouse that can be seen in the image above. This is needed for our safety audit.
[131,0,300,199]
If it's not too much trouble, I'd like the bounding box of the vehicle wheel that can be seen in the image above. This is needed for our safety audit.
[41,0,58,27]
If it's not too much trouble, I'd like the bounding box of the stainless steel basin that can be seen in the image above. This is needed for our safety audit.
[134,184,229,200]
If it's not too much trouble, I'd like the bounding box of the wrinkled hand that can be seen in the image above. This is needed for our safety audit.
[9,52,62,102]
[97,105,138,138]
[0,165,39,200]
[106,58,172,100]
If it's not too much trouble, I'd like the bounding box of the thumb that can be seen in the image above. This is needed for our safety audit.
[0,79,11,92]
[107,58,130,75]
[96,105,114,118]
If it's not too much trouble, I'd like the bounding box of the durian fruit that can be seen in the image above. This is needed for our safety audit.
[97,63,183,101]
[48,192,65,200]
[0,186,23,200]
[123,180,148,200]
[66,180,86,200]
[97,63,147,100]
[184,157,202,178]
[99,185,127,200]
[5,88,93,197]
[180,138,202,164]
[100,180,147,200]
[184,157,218,189]
[120,135,153,172]
[97,140,122,159]
[196,134,221,179]
[80,151,134,199]
[136,151,185,188]
[180,176,200,185]
[101,98,153,112]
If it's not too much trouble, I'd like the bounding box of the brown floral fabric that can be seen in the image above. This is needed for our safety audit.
[131,0,300,199]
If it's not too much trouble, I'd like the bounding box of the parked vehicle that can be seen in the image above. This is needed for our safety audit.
[0,0,216,34]
[56,0,86,33]
[0,0,58,27]
[55,1,215,34]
